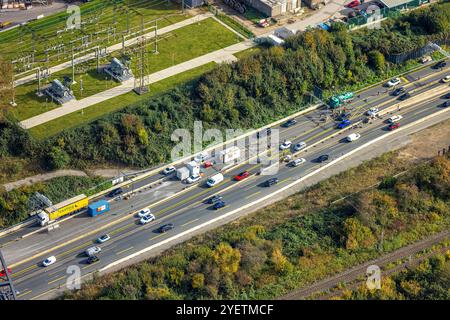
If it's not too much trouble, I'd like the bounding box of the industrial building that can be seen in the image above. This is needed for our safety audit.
[246,0,302,17]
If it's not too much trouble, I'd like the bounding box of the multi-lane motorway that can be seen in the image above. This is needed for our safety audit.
[1,61,449,300]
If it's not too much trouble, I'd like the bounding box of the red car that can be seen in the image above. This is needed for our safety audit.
[234,171,250,181]
[388,123,401,131]
[203,161,213,168]
[0,268,12,277]
[346,0,360,8]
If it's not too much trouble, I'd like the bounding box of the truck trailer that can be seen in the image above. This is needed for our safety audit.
[36,194,88,226]
[329,92,354,108]
[88,200,110,217]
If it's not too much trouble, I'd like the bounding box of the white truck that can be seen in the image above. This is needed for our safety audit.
[219,146,241,164]
[186,161,200,176]
[206,173,224,187]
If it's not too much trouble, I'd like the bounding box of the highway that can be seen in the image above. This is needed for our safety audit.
[1,61,449,300]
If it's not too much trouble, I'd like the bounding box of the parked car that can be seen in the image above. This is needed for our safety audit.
[86,255,99,264]
[345,0,360,8]
[140,214,156,225]
[108,188,123,198]
[137,207,151,218]
[186,174,201,184]
[279,140,292,150]
[234,171,250,181]
[97,234,111,244]
[441,75,450,83]
[290,158,306,167]
[162,166,176,175]
[388,123,401,130]
[158,223,174,233]
[398,92,411,101]
[43,256,56,267]
[337,119,352,129]
[293,142,307,151]
[433,61,446,69]
[207,195,223,204]
[282,119,297,128]
[420,55,432,64]
[264,178,279,187]
[317,154,329,162]
[386,78,401,87]
[392,87,405,96]
[213,201,226,210]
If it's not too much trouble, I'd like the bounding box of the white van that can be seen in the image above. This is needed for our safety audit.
[206,173,224,187]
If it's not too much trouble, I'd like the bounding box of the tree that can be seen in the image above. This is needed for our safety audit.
[271,245,293,274]
[191,273,204,290]
[212,242,241,274]
[343,217,376,250]
[48,146,70,169]
[368,50,385,73]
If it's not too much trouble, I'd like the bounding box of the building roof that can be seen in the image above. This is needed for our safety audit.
[377,0,414,8]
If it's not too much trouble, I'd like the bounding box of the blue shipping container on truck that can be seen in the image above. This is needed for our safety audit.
[88,200,110,217]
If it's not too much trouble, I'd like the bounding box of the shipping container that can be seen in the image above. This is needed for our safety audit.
[88,200,110,217]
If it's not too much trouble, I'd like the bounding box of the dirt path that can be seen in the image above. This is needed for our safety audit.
[2,168,139,192]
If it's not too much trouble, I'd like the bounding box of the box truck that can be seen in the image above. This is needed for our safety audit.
[186,161,200,176]
[176,167,190,180]
[88,200,110,217]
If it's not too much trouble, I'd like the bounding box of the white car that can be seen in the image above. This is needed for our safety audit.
[279,141,292,150]
[291,158,306,167]
[346,133,361,142]
[366,107,379,117]
[140,214,156,225]
[186,174,201,184]
[85,246,102,257]
[137,207,151,218]
[162,166,176,175]
[43,256,56,267]
[97,234,111,243]
[386,78,401,87]
[387,115,403,123]
[441,75,450,83]
[293,142,307,151]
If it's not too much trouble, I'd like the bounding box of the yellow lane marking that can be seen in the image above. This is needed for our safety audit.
[149,233,165,241]
[12,264,38,278]
[109,223,135,236]
[82,261,99,269]
[116,246,134,255]
[181,218,199,227]
[400,76,409,83]
[48,275,65,285]
[30,288,57,300]
[245,191,261,199]
[17,289,32,298]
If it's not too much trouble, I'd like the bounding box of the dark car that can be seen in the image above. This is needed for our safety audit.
[398,92,411,101]
[433,61,446,69]
[264,178,279,187]
[337,119,351,129]
[392,87,405,96]
[442,100,450,108]
[213,201,226,210]
[86,255,99,264]
[207,195,223,204]
[444,93,450,99]
[158,223,174,233]
[318,154,329,162]
[282,119,297,128]
[108,188,123,197]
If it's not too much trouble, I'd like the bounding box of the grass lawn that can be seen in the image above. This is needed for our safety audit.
[29,62,216,140]
[0,0,186,70]
[233,47,261,60]
[10,17,240,122]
